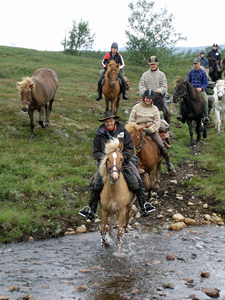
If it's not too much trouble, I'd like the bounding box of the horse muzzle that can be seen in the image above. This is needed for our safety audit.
[218,91,224,101]
[110,173,120,185]
[172,94,180,103]
[22,106,28,112]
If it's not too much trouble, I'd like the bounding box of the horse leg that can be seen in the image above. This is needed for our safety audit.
[105,97,110,112]
[111,98,117,116]
[154,159,162,191]
[148,169,155,198]
[108,213,114,239]
[221,111,225,133]
[124,202,133,233]
[45,98,54,128]
[100,210,108,247]
[28,109,35,141]
[186,119,194,148]
[117,209,126,253]
[214,108,221,135]
[38,106,45,129]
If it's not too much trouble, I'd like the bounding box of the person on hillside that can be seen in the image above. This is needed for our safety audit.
[79,111,155,221]
[207,43,222,79]
[139,56,170,124]
[95,42,128,101]
[177,58,209,123]
[198,50,209,73]
[129,89,174,173]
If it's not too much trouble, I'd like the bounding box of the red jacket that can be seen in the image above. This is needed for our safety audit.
[101,52,125,69]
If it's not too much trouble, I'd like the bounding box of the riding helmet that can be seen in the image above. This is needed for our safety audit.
[149,56,159,64]
[200,50,205,54]
[213,43,218,47]
[143,89,156,99]
[111,42,118,49]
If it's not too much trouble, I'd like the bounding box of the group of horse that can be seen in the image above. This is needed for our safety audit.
[17,61,225,253]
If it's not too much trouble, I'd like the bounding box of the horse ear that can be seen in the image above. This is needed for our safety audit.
[119,141,124,152]
[138,126,144,132]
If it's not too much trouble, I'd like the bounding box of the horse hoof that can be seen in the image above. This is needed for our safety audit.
[203,133,207,138]
[189,145,194,149]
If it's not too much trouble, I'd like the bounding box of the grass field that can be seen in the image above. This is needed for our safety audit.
[0,46,224,243]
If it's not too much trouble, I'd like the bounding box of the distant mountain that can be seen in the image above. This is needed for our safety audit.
[175,45,225,54]
[119,45,225,54]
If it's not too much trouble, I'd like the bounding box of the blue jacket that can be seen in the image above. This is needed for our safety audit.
[198,56,209,68]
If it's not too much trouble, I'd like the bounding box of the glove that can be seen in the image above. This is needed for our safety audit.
[143,129,151,136]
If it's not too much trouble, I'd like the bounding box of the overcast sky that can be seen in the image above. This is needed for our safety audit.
[1,0,224,52]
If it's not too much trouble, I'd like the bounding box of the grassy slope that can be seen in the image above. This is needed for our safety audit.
[0,46,224,243]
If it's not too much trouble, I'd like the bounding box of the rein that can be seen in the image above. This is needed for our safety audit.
[108,72,119,87]
[133,131,147,154]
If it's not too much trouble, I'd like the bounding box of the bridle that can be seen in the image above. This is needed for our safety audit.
[105,151,122,178]
[173,85,188,102]
[133,130,146,154]
[108,71,119,87]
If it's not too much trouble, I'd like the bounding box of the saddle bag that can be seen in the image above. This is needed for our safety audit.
[159,119,170,133]
[207,81,215,89]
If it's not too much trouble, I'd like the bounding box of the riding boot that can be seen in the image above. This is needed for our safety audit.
[151,132,174,172]
[122,81,129,100]
[95,82,102,101]
[135,179,155,217]
[79,186,100,221]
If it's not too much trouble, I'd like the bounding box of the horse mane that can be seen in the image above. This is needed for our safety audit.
[17,77,35,92]
[107,60,119,71]
[99,138,120,182]
[125,122,140,134]
[216,79,225,88]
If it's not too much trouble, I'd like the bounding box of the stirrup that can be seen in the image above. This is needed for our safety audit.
[79,206,90,218]
[144,202,155,213]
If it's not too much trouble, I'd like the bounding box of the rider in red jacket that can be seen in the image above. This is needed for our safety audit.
[95,42,129,101]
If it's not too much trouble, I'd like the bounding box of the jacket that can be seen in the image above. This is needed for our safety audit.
[93,121,134,163]
[139,68,167,97]
[101,52,125,69]
[207,49,221,63]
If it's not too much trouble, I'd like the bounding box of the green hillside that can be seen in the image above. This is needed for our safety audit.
[0,46,224,243]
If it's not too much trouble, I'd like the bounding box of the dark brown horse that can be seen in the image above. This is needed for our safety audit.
[221,58,225,78]
[173,77,207,148]
[102,60,121,115]
[207,57,220,82]
[126,122,162,199]
[17,68,58,140]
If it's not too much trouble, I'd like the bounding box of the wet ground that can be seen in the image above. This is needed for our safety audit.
[1,225,225,300]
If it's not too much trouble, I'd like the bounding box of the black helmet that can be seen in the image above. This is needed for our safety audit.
[111,42,118,49]
[143,89,155,98]
[200,50,205,54]
[213,43,218,47]
[149,56,159,64]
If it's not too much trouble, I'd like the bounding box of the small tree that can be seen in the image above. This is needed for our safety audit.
[125,0,187,65]
[62,19,95,55]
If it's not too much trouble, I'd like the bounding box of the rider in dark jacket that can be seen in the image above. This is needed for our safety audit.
[95,42,129,101]
[79,111,155,220]
[207,43,222,79]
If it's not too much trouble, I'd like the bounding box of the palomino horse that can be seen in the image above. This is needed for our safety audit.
[173,77,207,148]
[99,138,135,253]
[213,80,225,135]
[17,68,58,140]
[102,60,121,116]
[125,122,162,199]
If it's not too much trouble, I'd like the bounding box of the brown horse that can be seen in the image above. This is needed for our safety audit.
[125,122,162,199]
[99,138,135,253]
[17,68,58,140]
[173,76,207,148]
[102,60,121,116]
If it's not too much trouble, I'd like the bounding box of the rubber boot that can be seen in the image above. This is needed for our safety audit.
[79,187,100,221]
[135,178,155,217]
[122,81,129,100]
[163,152,174,172]
[95,82,102,101]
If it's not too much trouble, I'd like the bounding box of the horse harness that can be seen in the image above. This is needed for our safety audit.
[173,85,188,102]
[133,130,161,157]
[105,150,123,178]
